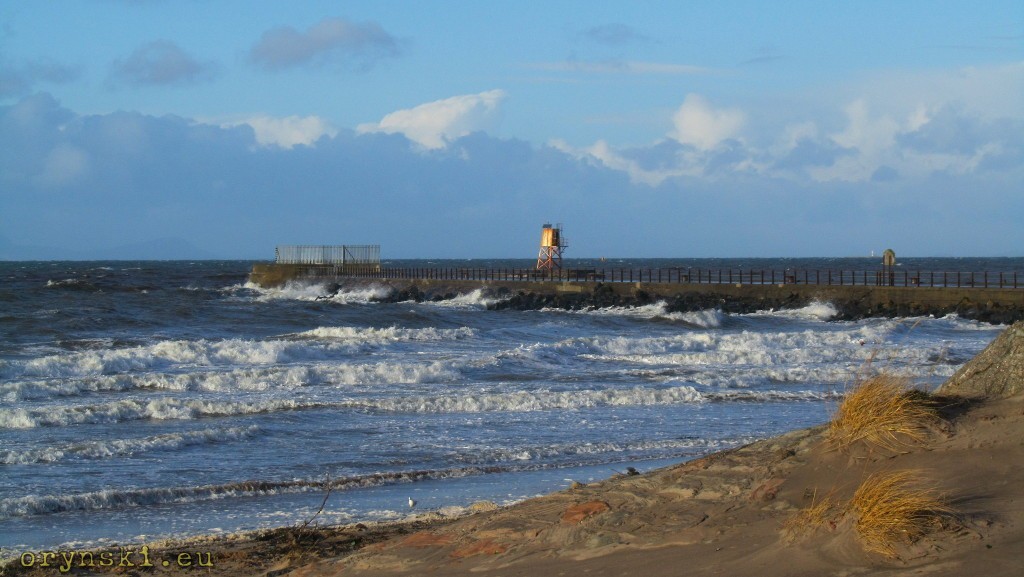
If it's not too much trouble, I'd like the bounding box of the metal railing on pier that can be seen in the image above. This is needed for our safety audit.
[338,267,1021,289]
[275,245,380,266]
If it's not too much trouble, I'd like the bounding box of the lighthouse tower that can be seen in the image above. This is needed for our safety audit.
[536,223,567,271]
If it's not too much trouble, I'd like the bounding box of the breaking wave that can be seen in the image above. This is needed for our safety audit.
[0,334,466,383]
[290,326,476,341]
[0,381,839,429]
[558,300,841,326]
[236,281,392,303]
[2,360,461,403]
[748,300,838,321]
[426,289,507,309]
[0,398,314,429]
[1,426,261,465]
[559,302,725,328]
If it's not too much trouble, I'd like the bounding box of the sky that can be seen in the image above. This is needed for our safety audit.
[1,0,1022,259]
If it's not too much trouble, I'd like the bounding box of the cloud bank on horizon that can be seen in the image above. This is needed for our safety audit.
[0,2,1021,259]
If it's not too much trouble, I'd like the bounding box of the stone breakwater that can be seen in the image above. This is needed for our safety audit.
[348,279,1024,323]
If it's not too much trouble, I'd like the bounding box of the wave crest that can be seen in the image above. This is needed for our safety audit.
[1,426,261,465]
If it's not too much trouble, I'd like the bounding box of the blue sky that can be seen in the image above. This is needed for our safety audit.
[1,1,1021,259]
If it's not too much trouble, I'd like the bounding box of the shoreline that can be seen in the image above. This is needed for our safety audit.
[5,323,1022,576]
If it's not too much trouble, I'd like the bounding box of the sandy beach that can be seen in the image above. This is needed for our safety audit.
[5,321,1023,577]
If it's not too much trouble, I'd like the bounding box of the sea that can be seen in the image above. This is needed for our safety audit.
[2,257,1019,553]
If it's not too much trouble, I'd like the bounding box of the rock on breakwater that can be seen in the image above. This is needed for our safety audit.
[348,279,1024,323]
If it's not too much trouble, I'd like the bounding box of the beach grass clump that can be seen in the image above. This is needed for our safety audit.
[849,471,950,557]
[828,374,938,453]
[783,490,842,540]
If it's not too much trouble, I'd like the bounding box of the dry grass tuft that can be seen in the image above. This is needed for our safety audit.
[828,374,938,453]
[783,490,842,540]
[849,471,950,557]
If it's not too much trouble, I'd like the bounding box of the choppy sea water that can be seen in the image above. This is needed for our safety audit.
[1,258,1016,552]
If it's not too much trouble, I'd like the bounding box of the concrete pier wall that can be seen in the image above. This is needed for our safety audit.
[383,279,1023,322]
[248,263,1024,323]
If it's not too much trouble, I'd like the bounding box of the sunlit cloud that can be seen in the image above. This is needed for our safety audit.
[2,89,1021,259]
[357,90,506,149]
[225,115,338,149]
[669,94,745,150]
[558,72,1023,187]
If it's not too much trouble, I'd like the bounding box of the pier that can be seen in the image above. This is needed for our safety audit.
[249,248,1024,323]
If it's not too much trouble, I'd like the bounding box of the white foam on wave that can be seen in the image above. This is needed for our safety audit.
[348,384,706,413]
[0,398,312,429]
[235,281,392,304]
[2,359,461,401]
[749,300,838,321]
[426,289,504,309]
[44,278,86,288]
[675,308,726,328]
[1,482,292,519]
[324,285,394,304]
[1,425,261,465]
[587,342,867,369]
[562,301,724,328]
[930,314,1008,331]
[0,336,385,381]
[292,326,476,342]
[559,298,839,325]
[567,323,887,361]
[561,301,665,319]
[492,318,966,384]
[578,302,726,328]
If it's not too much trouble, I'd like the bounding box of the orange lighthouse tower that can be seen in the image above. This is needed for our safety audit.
[536,223,567,271]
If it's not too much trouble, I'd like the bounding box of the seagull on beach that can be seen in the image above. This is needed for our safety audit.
[408,497,417,509]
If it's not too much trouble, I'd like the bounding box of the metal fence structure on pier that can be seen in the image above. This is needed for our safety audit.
[343,266,1021,289]
[275,245,380,266]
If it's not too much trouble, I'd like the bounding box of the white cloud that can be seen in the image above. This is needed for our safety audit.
[830,99,901,153]
[807,97,1018,182]
[852,61,1024,122]
[551,93,752,185]
[558,70,1024,187]
[669,94,745,150]
[229,115,337,149]
[550,139,702,186]
[3,92,1021,259]
[357,90,506,149]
